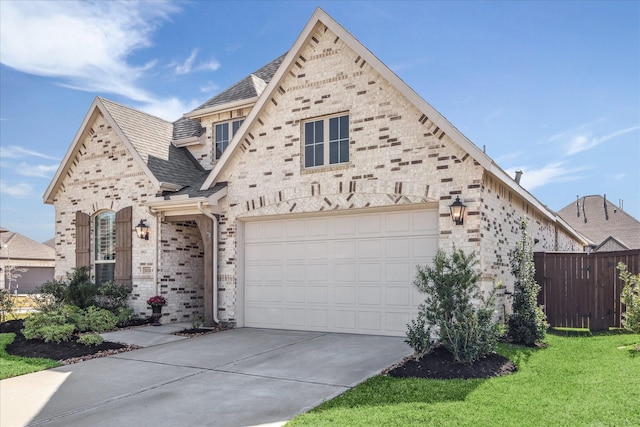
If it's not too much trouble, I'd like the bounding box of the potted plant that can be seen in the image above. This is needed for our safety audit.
[147,295,167,326]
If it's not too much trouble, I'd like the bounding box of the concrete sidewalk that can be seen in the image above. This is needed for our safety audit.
[1,327,411,427]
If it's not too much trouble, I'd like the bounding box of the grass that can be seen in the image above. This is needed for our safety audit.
[288,331,640,426]
[0,333,61,380]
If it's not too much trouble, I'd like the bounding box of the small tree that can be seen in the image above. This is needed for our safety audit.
[406,247,502,364]
[507,218,547,346]
[618,262,640,334]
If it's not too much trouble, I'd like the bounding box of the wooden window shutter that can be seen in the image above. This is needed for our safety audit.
[114,206,133,287]
[75,211,91,268]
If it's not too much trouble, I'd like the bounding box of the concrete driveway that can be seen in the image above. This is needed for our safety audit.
[1,327,410,427]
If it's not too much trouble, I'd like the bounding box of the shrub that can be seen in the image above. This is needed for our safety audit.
[406,247,502,364]
[0,289,15,322]
[95,281,131,312]
[507,218,547,346]
[114,306,135,327]
[83,306,117,332]
[22,311,76,343]
[619,262,640,334]
[31,279,68,312]
[60,304,87,331]
[65,266,97,309]
[77,333,104,346]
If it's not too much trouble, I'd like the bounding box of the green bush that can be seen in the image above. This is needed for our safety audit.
[407,247,503,364]
[619,262,640,334]
[95,281,131,312]
[114,306,135,327]
[22,311,76,343]
[77,333,104,346]
[0,289,15,322]
[60,304,87,331]
[507,218,547,346]
[83,306,117,332]
[65,266,97,309]
[32,279,68,312]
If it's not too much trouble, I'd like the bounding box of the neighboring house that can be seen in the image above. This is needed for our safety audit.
[44,9,588,336]
[0,228,55,294]
[557,195,640,252]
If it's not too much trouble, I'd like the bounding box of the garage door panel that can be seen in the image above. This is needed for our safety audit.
[243,208,438,336]
[358,263,381,282]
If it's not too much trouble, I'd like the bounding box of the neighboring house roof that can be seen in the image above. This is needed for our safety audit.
[557,195,640,250]
[44,97,204,204]
[0,228,55,261]
[42,238,55,249]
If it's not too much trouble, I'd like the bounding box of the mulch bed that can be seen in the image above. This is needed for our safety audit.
[384,346,517,380]
[0,319,223,365]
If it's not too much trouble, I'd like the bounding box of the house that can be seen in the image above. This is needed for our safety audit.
[557,195,640,252]
[44,8,588,336]
[0,228,55,294]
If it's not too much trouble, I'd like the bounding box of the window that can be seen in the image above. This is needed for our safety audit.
[94,211,115,285]
[215,119,244,159]
[304,114,349,168]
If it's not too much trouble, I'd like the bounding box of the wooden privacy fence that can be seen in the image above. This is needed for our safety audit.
[534,250,640,331]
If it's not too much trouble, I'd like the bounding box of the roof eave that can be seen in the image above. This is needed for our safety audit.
[183,98,259,120]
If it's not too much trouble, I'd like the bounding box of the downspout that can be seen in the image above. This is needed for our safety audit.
[147,207,160,295]
[198,201,219,324]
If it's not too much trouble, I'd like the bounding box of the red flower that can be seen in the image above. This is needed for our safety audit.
[147,295,167,306]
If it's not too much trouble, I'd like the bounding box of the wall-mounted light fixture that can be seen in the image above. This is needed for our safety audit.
[135,219,150,240]
[449,196,466,225]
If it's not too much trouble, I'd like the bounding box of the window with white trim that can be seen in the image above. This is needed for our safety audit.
[304,114,349,168]
[94,211,115,285]
[215,119,244,159]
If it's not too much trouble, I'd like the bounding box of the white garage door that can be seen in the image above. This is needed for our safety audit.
[242,207,438,336]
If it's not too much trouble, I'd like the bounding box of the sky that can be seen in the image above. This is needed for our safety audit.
[1,0,638,243]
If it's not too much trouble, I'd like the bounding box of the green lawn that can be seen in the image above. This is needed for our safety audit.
[288,331,640,426]
[0,333,61,380]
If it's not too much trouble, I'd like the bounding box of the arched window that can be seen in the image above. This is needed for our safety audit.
[94,211,115,284]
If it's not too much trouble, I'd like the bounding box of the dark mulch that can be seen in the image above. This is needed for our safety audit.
[0,319,136,364]
[385,346,517,380]
[0,319,227,365]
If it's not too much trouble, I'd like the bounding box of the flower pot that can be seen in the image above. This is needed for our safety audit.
[151,305,163,326]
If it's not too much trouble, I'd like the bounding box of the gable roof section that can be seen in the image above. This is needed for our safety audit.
[184,53,287,119]
[199,8,585,243]
[44,97,204,204]
[0,228,55,261]
[558,195,640,249]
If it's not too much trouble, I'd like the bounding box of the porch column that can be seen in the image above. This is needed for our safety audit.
[195,216,215,327]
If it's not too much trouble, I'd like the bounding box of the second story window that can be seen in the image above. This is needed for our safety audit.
[304,114,349,168]
[215,119,244,159]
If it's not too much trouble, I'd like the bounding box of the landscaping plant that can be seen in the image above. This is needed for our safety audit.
[0,289,15,322]
[619,262,640,335]
[406,247,502,364]
[507,218,547,346]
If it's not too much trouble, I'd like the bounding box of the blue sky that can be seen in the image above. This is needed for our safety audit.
[1,0,638,243]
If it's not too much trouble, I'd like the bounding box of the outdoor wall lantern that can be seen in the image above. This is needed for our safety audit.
[135,219,150,240]
[449,196,466,225]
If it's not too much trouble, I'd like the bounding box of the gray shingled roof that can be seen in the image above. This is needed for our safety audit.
[0,228,55,261]
[99,98,204,187]
[172,116,205,141]
[558,195,640,249]
[162,177,227,200]
[190,53,286,112]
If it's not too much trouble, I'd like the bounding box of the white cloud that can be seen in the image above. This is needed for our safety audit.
[16,163,60,178]
[566,126,640,155]
[0,1,180,102]
[173,49,220,75]
[506,162,586,191]
[199,82,219,94]
[0,181,33,197]
[138,97,201,122]
[0,146,59,161]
